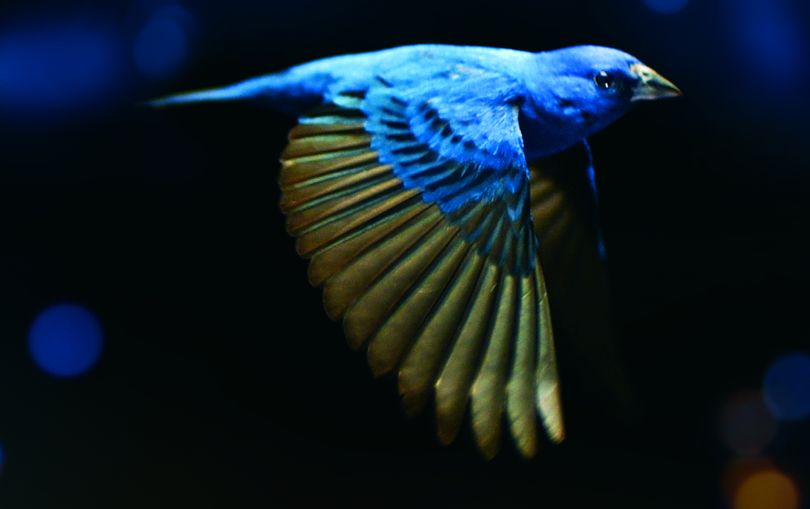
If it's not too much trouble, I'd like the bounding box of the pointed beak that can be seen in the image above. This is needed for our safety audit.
[629,63,683,102]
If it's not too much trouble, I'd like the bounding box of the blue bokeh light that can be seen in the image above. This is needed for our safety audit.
[763,353,810,421]
[28,303,104,378]
[0,20,123,116]
[133,5,192,79]
[730,0,808,90]
[644,0,689,15]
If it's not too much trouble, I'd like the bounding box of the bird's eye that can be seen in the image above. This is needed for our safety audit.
[594,71,615,90]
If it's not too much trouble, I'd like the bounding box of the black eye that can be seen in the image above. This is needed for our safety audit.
[594,71,615,90]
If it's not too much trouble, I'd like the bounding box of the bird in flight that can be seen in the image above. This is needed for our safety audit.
[152,44,681,458]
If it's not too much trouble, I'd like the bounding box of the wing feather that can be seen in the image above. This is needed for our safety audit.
[279,150,378,187]
[535,263,565,443]
[434,261,499,444]
[398,249,485,417]
[343,220,456,349]
[470,273,516,459]
[278,90,565,457]
[305,198,428,284]
[323,206,443,325]
[366,232,467,376]
[285,177,405,235]
[506,274,539,458]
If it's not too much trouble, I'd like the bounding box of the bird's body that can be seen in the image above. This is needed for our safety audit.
[153,44,680,458]
[157,44,674,157]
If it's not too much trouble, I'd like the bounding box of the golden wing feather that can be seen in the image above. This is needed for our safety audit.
[278,106,564,458]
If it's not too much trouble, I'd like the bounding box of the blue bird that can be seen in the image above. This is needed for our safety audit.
[152,44,681,458]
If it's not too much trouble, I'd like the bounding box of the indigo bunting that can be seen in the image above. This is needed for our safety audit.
[153,44,681,458]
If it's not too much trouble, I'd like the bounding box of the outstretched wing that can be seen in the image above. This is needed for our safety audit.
[279,68,562,458]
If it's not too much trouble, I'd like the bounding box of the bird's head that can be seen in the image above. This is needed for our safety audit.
[533,45,681,138]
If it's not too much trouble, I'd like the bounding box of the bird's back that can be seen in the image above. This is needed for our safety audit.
[180,45,533,114]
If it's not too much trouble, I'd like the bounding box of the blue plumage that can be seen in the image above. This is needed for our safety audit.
[153,45,679,259]
[153,44,678,154]
[153,44,678,266]
[152,44,681,458]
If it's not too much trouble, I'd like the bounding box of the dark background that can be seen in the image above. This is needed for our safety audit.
[0,0,808,507]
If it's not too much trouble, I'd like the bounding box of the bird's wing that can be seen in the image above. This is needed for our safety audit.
[279,68,562,458]
[529,144,633,417]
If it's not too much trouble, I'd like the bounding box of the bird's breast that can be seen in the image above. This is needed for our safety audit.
[518,106,591,160]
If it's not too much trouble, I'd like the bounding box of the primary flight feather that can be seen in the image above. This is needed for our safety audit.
[152,44,681,458]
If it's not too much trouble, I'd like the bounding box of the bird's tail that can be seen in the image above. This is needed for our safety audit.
[147,74,287,108]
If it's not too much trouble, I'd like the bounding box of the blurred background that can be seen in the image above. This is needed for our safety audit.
[0,0,809,507]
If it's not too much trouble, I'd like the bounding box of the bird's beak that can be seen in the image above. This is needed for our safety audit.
[629,63,682,102]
